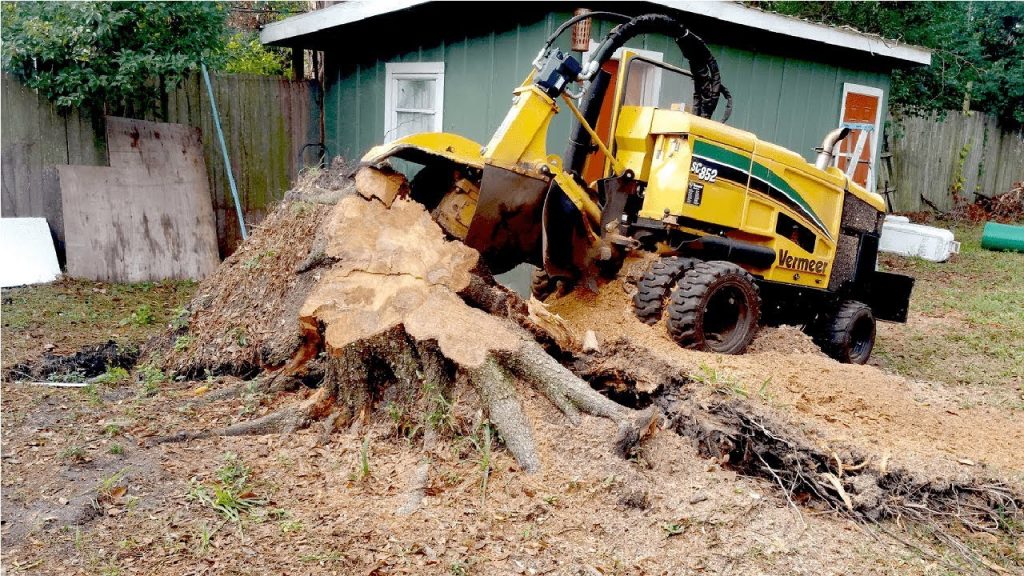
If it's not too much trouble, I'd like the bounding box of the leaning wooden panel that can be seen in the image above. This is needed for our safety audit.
[57,162,219,282]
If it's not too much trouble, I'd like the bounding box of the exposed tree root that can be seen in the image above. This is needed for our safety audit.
[662,393,1024,569]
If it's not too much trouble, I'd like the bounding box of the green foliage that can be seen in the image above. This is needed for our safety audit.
[752,1,1024,128]
[186,453,266,524]
[174,335,194,352]
[136,363,168,397]
[1,1,227,117]
[223,31,289,76]
[467,421,494,504]
[95,366,131,386]
[121,305,155,327]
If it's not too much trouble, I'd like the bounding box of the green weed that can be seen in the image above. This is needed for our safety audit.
[81,383,103,406]
[186,453,265,524]
[48,369,87,383]
[121,304,155,326]
[695,363,747,397]
[170,306,190,331]
[96,467,130,500]
[232,326,248,347]
[108,443,125,456]
[467,421,494,504]
[136,363,167,397]
[59,444,86,461]
[174,335,193,352]
[95,366,130,386]
[193,523,215,557]
[279,519,303,534]
[216,453,250,487]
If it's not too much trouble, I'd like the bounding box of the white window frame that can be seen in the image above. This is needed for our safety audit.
[836,82,884,193]
[582,40,664,107]
[383,62,445,142]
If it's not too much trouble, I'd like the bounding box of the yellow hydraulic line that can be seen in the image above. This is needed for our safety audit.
[561,92,627,176]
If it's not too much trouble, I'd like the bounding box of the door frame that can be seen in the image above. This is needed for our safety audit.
[837,82,883,193]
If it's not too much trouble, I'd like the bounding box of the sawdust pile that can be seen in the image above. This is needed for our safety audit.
[546,272,1024,491]
[158,168,355,377]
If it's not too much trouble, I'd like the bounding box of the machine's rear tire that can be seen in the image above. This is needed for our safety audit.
[813,300,875,364]
[666,261,761,354]
[632,257,698,324]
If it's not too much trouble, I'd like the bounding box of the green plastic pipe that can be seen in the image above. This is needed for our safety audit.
[201,62,247,241]
[981,221,1024,252]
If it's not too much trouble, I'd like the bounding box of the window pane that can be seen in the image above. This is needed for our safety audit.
[396,78,435,109]
[394,111,434,138]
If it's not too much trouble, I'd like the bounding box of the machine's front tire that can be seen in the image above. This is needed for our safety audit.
[530,267,556,301]
[813,300,875,364]
[666,261,761,354]
[632,257,698,324]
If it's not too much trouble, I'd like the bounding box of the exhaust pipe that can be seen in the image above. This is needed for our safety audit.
[815,127,851,170]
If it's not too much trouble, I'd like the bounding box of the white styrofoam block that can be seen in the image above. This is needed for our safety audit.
[879,220,960,262]
[1,218,62,287]
[884,214,911,223]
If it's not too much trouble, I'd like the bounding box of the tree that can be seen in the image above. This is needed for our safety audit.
[751,1,1024,128]
[1,1,226,117]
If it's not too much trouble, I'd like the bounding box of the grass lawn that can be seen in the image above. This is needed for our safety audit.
[876,223,1024,404]
[1,278,196,370]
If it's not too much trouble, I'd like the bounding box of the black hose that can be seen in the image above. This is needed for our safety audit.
[565,13,727,173]
[543,11,631,50]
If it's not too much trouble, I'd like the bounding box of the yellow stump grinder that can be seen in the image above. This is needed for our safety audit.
[359,12,914,364]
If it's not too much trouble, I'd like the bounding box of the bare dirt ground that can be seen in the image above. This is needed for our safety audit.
[3,194,1022,575]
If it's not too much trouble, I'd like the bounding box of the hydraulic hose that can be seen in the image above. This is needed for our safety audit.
[565,13,728,174]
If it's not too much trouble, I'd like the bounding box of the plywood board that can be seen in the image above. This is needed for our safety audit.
[0,217,61,287]
[106,116,204,176]
[58,118,219,282]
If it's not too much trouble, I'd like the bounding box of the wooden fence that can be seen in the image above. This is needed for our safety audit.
[887,111,1024,213]
[1,72,319,260]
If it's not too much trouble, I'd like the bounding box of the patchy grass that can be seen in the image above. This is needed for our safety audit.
[1,278,196,369]
[876,223,1024,395]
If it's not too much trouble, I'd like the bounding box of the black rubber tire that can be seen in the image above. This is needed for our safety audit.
[813,300,875,364]
[631,257,697,325]
[530,267,555,301]
[665,261,761,354]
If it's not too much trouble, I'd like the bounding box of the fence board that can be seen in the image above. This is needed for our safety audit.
[888,111,1024,213]
[1,72,318,260]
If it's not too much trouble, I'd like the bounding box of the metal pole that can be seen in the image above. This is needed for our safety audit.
[201,62,247,240]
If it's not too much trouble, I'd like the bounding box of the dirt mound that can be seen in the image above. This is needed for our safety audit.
[157,168,354,377]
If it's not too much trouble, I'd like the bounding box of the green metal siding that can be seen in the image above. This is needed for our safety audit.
[324,12,890,173]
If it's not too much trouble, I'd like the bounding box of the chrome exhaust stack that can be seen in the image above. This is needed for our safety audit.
[815,127,851,170]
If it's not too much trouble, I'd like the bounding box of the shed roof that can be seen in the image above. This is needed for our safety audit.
[262,0,931,66]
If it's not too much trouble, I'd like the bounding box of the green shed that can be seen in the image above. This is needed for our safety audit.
[263,0,929,194]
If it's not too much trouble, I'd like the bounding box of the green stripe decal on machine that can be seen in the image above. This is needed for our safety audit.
[691,140,832,239]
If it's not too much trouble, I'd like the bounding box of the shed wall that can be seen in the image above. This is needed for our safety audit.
[323,11,891,172]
